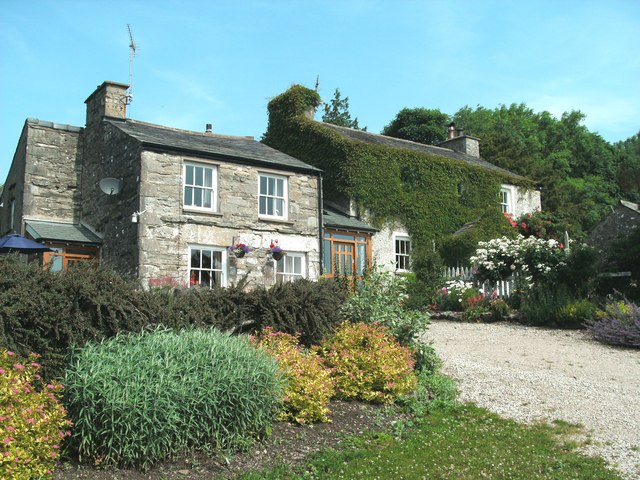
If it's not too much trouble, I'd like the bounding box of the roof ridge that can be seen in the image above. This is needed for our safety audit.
[117,118,255,140]
[317,120,454,153]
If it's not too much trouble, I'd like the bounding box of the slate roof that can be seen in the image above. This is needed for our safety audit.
[26,221,102,245]
[318,122,522,178]
[323,207,377,233]
[107,119,321,174]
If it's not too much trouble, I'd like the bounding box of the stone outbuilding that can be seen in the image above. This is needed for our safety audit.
[587,200,640,255]
[0,81,323,288]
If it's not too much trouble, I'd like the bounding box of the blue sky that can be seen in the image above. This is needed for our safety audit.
[1,0,639,182]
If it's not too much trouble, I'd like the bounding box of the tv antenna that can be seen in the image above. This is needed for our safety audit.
[126,24,136,105]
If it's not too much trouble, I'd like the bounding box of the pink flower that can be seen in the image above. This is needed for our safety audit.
[12,364,24,370]
[0,369,5,375]
[30,363,41,368]
[6,427,14,432]
[6,351,15,356]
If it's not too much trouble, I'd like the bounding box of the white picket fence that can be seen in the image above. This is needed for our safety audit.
[443,266,516,298]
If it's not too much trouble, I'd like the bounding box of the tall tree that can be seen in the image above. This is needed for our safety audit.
[382,108,450,145]
[322,88,365,130]
[613,133,640,203]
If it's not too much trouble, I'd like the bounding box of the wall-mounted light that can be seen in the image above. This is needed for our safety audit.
[130,209,147,223]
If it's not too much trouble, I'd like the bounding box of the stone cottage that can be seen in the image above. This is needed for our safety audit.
[0,81,323,288]
[263,85,541,275]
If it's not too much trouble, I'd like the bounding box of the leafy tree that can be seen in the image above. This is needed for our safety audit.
[382,108,450,145]
[613,133,640,203]
[452,105,620,235]
[322,88,365,130]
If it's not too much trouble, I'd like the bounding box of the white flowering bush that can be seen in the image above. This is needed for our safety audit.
[470,235,568,283]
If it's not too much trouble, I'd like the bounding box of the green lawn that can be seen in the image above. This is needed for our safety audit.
[236,404,621,480]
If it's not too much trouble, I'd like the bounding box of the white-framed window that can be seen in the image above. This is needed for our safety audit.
[188,246,227,288]
[276,252,306,284]
[259,173,288,220]
[183,162,217,211]
[500,187,512,214]
[394,236,411,271]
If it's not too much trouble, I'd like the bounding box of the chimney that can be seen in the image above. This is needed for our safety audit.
[438,123,480,158]
[84,81,130,128]
[447,122,456,140]
[205,123,212,133]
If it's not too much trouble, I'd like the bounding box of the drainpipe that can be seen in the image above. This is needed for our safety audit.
[317,172,324,276]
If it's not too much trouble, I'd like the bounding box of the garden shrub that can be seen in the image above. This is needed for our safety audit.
[488,298,511,321]
[251,328,334,424]
[63,327,283,469]
[318,322,417,404]
[0,257,164,380]
[410,341,441,375]
[432,279,480,312]
[520,285,575,328]
[399,369,458,416]
[556,299,598,329]
[251,279,348,346]
[152,283,258,334]
[0,350,71,479]
[585,300,640,348]
[406,247,445,310]
[341,270,432,371]
[0,256,347,380]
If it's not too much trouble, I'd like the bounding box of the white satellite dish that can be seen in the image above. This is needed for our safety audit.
[99,178,123,195]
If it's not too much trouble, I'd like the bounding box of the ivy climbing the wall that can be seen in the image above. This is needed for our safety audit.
[262,84,530,266]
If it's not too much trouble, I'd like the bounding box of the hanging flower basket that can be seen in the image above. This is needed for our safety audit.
[270,240,285,261]
[229,243,250,258]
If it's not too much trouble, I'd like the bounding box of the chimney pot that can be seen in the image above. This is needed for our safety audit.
[447,122,456,140]
[456,127,464,137]
[205,123,212,133]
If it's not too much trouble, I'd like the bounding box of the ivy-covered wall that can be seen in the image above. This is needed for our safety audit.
[262,85,531,259]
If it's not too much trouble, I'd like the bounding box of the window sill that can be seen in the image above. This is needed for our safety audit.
[183,208,223,217]
[259,216,294,226]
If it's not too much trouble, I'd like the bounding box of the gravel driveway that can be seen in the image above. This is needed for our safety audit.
[424,320,640,480]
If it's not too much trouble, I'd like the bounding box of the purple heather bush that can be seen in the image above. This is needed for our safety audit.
[585,300,640,348]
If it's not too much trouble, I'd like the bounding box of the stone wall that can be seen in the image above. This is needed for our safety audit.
[22,121,83,223]
[0,120,83,235]
[80,121,141,277]
[0,123,28,234]
[138,150,321,288]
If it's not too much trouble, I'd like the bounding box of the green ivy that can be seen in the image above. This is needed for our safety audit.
[263,85,531,263]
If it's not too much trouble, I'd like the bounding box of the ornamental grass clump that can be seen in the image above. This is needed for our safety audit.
[318,322,417,404]
[0,350,71,480]
[64,327,283,470]
[586,300,640,348]
[251,328,335,424]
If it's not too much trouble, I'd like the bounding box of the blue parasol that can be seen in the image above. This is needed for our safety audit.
[0,233,53,254]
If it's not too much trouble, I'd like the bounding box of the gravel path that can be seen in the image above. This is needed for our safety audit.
[424,320,640,480]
